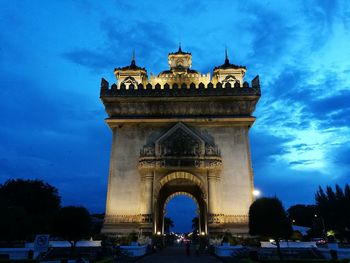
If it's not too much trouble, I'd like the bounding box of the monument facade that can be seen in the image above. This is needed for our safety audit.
[100,47,261,236]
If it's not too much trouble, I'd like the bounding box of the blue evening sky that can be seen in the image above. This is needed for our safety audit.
[1,0,350,232]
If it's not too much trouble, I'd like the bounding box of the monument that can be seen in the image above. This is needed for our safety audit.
[100,46,261,236]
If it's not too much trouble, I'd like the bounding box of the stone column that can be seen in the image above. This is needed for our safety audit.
[140,172,154,216]
[105,127,118,216]
[208,171,222,215]
[208,173,218,214]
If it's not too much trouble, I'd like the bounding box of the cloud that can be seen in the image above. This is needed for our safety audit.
[250,131,292,169]
[63,18,175,73]
[63,50,114,72]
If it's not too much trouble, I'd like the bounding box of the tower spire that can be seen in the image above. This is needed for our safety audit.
[225,47,230,65]
[131,49,136,66]
[178,42,182,53]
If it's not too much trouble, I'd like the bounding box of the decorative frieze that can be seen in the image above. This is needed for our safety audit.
[103,100,259,118]
[139,123,222,171]
[104,214,153,224]
[208,214,248,224]
[138,157,222,170]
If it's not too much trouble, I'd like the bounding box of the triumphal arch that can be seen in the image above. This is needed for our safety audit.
[100,47,261,236]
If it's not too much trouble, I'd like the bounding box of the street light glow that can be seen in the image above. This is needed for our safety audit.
[253,189,261,197]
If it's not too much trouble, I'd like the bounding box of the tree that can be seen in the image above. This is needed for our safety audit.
[0,179,61,241]
[249,197,292,261]
[52,206,91,248]
[192,217,199,232]
[287,204,317,227]
[315,184,350,240]
[164,217,174,233]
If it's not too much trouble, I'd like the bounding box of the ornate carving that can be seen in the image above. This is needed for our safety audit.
[138,158,222,170]
[103,100,258,118]
[208,214,248,224]
[140,146,155,157]
[121,76,138,87]
[139,214,153,223]
[160,128,201,157]
[104,214,153,224]
[205,145,220,156]
[139,123,222,171]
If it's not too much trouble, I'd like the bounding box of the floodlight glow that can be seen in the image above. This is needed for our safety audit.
[253,189,261,197]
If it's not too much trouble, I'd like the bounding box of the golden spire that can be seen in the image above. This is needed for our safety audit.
[225,47,229,64]
[131,49,136,66]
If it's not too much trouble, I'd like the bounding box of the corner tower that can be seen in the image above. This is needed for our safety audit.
[114,51,148,88]
[212,49,246,86]
[100,48,261,236]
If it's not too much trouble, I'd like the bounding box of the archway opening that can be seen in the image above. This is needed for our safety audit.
[154,174,208,236]
[164,193,198,234]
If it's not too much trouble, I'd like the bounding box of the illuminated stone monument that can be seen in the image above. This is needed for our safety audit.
[100,47,261,236]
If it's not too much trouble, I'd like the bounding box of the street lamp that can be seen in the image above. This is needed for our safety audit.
[253,189,261,198]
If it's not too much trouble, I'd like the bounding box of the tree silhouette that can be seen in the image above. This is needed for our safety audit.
[287,204,317,227]
[164,217,174,233]
[52,206,91,249]
[249,197,292,261]
[0,179,61,241]
[192,217,199,232]
[315,184,350,240]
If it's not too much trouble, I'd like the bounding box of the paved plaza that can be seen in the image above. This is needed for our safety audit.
[137,245,221,263]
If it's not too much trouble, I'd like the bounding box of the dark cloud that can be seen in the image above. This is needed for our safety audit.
[289,160,315,166]
[332,143,350,167]
[256,171,324,208]
[0,68,110,213]
[302,0,339,50]
[262,66,350,130]
[63,19,175,73]
[295,88,350,129]
[250,131,292,169]
[243,3,297,64]
[63,50,114,72]
[309,90,350,114]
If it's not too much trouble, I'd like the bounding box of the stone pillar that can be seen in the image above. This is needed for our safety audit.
[105,128,118,216]
[140,172,154,215]
[208,173,219,214]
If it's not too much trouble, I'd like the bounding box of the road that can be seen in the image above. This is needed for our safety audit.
[137,245,221,263]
